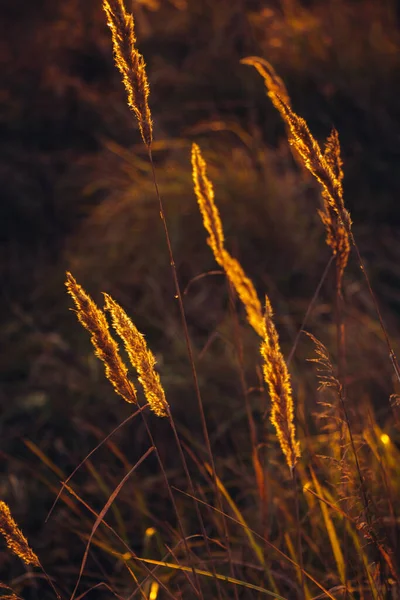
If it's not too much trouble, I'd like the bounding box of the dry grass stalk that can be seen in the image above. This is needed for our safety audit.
[65,272,137,404]
[191,143,265,338]
[0,502,40,567]
[103,0,152,147]
[243,57,352,234]
[104,294,169,417]
[261,298,300,470]
[244,58,350,293]
[192,143,300,468]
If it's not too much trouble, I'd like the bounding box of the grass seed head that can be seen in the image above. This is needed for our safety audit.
[103,0,153,147]
[65,272,137,404]
[191,143,265,338]
[0,502,40,567]
[261,298,300,470]
[104,294,169,417]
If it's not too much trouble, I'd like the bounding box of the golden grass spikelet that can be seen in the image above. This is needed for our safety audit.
[191,143,265,338]
[244,59,352,233]
[240,56,291,109]
[261,298,300,470]
[104,294,169,417]
[191,143,225,258]
[220,250,265,338]
[319,130,350,293]
[103,0,152,147]
[0,584,21,600]
[0,502,40,567]
[65,272,137,404]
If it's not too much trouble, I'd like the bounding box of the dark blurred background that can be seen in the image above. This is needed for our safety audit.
[2,0,400,596]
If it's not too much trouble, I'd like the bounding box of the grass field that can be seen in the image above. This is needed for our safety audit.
[1,1,400,598]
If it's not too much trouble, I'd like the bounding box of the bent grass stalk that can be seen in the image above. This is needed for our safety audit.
[243,55,400,388]
[191,143,300,470]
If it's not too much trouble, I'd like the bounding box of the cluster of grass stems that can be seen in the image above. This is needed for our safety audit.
[2,1,400,598]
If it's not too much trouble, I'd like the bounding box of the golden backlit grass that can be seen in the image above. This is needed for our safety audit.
[103,0,152,147]
[66,271,137,405]
[0,502,39,568]
[192,142,300,470]
[4,3,400,599]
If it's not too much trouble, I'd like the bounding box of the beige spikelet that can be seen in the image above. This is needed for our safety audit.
[261,299,300,470]
[319,130,350,294]
[103,0,152,147]
[243,58,351,293]
[191,144,299,466]
[240,56,291,109]
[243,57,351,232]
[104,294,169,417]
[0,502,40,567]
[191,143,265,338]
[65,272,137,404]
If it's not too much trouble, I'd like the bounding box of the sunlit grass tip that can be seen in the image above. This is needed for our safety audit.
[261,297,300,470]
[191,143,265,338]
[104,293,169,417]
[0,501,40,567]
[103,0,152,147]
[65,272,137,404]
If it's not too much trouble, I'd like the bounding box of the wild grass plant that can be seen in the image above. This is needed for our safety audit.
[2,0,400,598]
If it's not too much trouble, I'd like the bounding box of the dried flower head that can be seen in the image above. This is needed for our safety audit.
[104,294,169,417]
[0,502,40,567]
[243,57,352,232]
[243,58,351,293]
[103,0,152,147]
[261,298,300,470]
[319,130,350,294]
[65,272,137,404]
[191,143,265,338]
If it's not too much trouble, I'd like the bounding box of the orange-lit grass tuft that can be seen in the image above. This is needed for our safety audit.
[191,142,264,338]
[243,57,351,236]
[65,272,137,404]
[0,502,40,567]
[104,294,169,417]
[192,143,300,469]
[261,298,300,470]
[103,0,152,147]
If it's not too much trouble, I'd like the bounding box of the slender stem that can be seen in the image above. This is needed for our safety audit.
[287,256,334,367]
[349,232,400,385]
[292,467,305,600]
[147,148,236,596]
[138,406,203,598]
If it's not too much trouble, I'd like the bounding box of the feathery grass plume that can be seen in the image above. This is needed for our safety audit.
[261,298,300,470]
[0,582,21,600]
[240,56,291,109]
[104,294,169,417]
[103,0,152,147]
[65,272,137,404]
[243,57,352,234]
[191,143,265,338]
[319,129,350,293]
[0,502,40,567]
